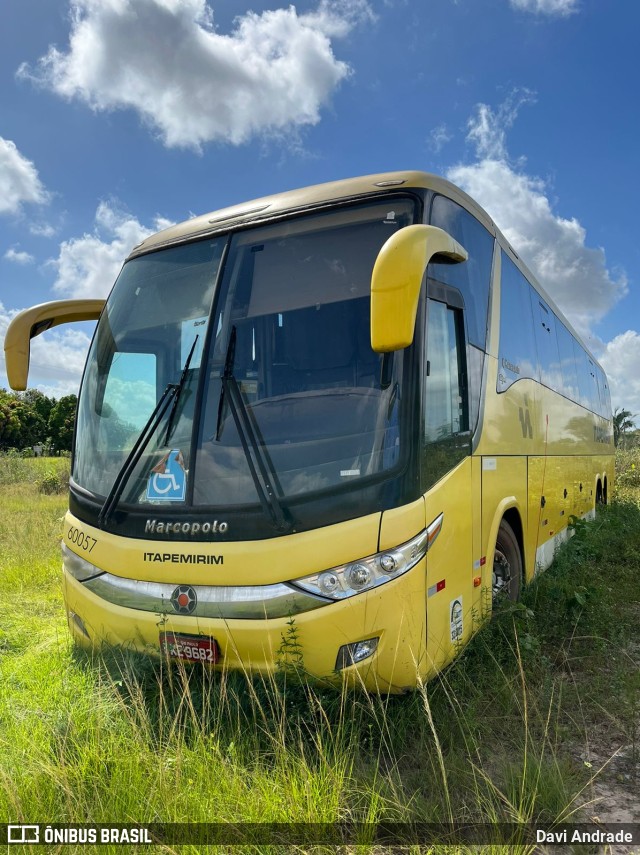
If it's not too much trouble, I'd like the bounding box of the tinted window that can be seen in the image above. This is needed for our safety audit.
[101,352,157,435]
[574,343,593,409]
[193,200,415,506]
[598,369,612,417]
[422,299,470,488]
[533,297,562,390]
[74,238,224,499]
[467,344,484,433]
[429,196,494,349]
[497,253,538,392]
[424,301,467,440]
[556,321,579,401]
[586,356,600,413]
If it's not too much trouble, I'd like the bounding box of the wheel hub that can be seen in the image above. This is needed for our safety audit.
[492,548,512,600]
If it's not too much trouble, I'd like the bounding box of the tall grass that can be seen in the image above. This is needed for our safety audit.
[0,455,638,853]
[0,452,69,487]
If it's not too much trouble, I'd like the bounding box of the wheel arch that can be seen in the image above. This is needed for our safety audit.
[485,498,527,587]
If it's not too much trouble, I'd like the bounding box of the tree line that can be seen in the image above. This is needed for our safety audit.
[1,388,637,455]
[0,388,77,454]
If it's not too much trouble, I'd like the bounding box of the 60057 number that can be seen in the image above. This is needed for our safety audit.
[67,526,97,553]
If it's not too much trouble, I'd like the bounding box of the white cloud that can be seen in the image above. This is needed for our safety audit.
[30,380,84,399]
[30,222,57,238]
[4,248,35,265]
[447,96,626,338]
[448,92,638,417]
[50,201,172,299]
[1,203,172,393]
[19,0,373,151]
[429,123,452,154]
[0,303,18,374]
[465,89,536,160]
[0,137,49,215]
[509,0,578,16]
[30,326,93,385]
[600,332,640,416]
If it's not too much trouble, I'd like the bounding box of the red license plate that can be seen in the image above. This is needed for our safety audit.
[160,632,220,664]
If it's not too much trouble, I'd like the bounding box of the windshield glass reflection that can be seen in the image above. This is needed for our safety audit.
[193,200,415,506]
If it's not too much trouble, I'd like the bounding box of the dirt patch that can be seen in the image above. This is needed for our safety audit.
[575,742,640,854]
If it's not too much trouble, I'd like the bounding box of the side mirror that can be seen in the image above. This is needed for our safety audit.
[370,224,468,352]
[4,299,105,390]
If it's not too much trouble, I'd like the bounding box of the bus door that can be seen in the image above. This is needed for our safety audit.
[421,296,475,676]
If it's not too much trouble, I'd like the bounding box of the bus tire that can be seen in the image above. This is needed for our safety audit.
[492,519,522,606]
[596,480,604,505]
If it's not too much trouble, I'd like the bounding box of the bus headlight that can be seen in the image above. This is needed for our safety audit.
[335,637,379,669]
[291,524,435,601]
[346,563,372,590]
[317,571,340,596]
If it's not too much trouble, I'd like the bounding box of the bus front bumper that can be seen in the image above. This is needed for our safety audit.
[62,562,427,693]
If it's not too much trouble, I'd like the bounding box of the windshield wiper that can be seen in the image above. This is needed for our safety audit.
[97,336,199,528]
[215,325,236,442]
[164,335,199,446]
[216,326,292,533]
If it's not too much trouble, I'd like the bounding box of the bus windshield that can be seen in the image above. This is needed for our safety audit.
[73,198,416,517]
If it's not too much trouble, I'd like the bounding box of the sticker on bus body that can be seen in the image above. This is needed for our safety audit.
[146,449,186,502]
[450,597,463,643]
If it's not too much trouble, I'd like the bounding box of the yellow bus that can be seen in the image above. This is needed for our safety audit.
[5,171,614,692]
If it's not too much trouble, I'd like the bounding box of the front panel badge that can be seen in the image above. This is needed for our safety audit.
[170,585,198,615]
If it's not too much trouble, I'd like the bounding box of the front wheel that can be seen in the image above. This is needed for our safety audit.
[492,519,522,606]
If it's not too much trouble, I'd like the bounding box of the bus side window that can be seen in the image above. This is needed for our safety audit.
[574,342,593,411]
[497,253,539,392]
[422,299,470,489]
[586,357,600,414]
[556,320,579,402]
[429,195,494,350]
[597,368,611,418]
[534,296,562,391]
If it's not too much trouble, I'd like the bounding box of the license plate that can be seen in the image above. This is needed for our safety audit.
[159,632,220,664]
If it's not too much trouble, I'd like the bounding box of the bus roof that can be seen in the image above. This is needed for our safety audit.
[126,170,497,260]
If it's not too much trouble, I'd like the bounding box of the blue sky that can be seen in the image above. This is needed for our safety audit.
[1,0,638,413]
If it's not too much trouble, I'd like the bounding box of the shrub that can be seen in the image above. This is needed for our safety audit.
[37,464,70,494]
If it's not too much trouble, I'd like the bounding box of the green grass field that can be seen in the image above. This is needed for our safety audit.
[0,453,638,853]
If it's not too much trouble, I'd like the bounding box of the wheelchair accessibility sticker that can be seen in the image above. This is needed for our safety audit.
[146,449,186,502]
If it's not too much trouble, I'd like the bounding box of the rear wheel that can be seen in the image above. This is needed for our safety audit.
[596,480,604,505]
[492,519,522,606]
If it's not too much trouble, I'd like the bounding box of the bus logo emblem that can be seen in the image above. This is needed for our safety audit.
[171,585,197,615]
[518,406,533,439]
[146,449,186,502]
